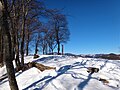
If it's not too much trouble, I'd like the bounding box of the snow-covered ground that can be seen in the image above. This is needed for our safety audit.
[0,55,120,90]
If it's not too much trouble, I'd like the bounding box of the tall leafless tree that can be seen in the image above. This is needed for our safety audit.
[0,0,19,89]
[49,13,70,54]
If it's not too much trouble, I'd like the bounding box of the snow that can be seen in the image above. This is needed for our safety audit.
[0,55,120,90]
[0,66,6,77]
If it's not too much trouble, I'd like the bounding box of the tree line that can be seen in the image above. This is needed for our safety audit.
[0,0,70,89]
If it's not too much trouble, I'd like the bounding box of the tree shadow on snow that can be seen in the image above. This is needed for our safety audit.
[99,60,108,70]
[33,56,63,63]
[23,65,72,90]
[23,58,109,90]
[72,60,88,69]
[0,71,22,85]
[34,56,55,62]
[66,71,86,80]
[77,73,93,90]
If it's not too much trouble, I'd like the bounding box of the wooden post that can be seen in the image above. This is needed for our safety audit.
[62,44,64,55]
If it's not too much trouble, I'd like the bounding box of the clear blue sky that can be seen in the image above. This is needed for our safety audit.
[44,0,120,54]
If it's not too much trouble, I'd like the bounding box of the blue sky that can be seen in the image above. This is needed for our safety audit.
[45,0,120,54]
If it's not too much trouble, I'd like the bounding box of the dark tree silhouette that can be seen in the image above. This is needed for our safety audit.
[49,13,70,54]
[1,0,19,90]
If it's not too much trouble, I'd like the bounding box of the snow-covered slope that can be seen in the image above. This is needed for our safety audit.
[0,55,120,90]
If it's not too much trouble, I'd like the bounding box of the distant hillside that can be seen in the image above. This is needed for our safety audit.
[80,53,120,60]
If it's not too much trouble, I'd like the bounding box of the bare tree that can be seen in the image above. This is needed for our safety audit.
[25,16,43,56]
[20,0,26,67]
[49,13,70,54]
[20,0,44,65]
[0,0,19,89]
[34,32,40,55]
[47,26,57,54]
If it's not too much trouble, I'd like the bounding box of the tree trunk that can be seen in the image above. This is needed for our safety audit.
[15,35,21,69]
[26,41,29,56]
[14,5,21,69]
[35,41,38,55]
[9,10,16,61]
[52,49,54,55]
[0,8,3,66]
[35,34,40,55]
[21,25,25,67]
[45,43,48,55]
[62,44,64,55]
[0,29,4,67]
[1,0,19,90]
[56,29,60,55]
[26,32,30,56]
[11,28,16,61]
[0,31,2,61]
[21,0,25,67]
[55,26,60,55]
[57,41,60,55]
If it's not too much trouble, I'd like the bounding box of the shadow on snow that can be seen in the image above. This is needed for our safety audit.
[23,65,72,90]
[34,56,66,63]
[23,58,109,90]
[77,73,93,90]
